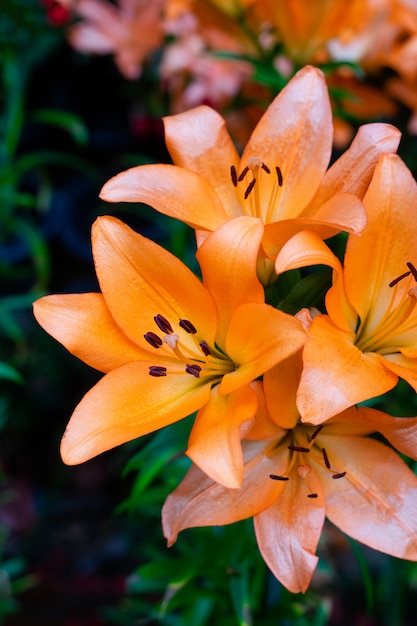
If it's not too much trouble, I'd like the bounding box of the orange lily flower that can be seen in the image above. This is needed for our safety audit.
[100,65,400,285]
[33,215,306,488]
[275,153,417,423]
[163,359,417,594]
[256,0,371,65]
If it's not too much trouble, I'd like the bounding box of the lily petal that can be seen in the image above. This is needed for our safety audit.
[99,164,231,230]
[163,105,241,216]
[91,216,217,349]
[196,216,264,347]
[353,406,417,460]
[381,353,417,393]
[254,467,325,594]
[221,303,307,395]
[262,192,365,262]
[263,356,302,430]
[344,154,417,324]
[309,122,401,210]
[241,65,332,220]
[162,437,288,545]
[60,360,211,465]
[319,436,417,560]
[33,293,149,372]
[186,384,258,488]
[297,315,398,423]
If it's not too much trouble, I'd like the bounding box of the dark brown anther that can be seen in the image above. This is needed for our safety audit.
[149,366,167,377]
[288,445,310,453]
[407,262,417,281]
[322,447,331,469]
[307,493,318,499]
[389,270,411,288]
[276,166,283,187]
[261,163,271,174]
[144,332,163,349]
[154,314,173,334]
[179,319,197,334]
[244,178,256,199]
[311,425,323,440]
[230,165,238,187]
[332,472,347,480]
[200,341,211,356]
[185,364,202,378]
[269,474,289,481]
[238,166,249,182]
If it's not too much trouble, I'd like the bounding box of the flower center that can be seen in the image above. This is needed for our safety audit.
[355,262,417,354]
[231,157,284,224]
[269,424,346,498]
[144,313,235,382]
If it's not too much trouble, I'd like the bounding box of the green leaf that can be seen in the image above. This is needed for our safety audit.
[30,109,89,146]
[0,362,24,384]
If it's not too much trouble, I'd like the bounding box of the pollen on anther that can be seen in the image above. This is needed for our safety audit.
[407,262,417,281]
[179,319,197,334]
[230,165,238,187]
[154,314,173,334]
[332,471,347,480]
[261,163,271,174]
[276,166,283,187]
[389,270,411,288]
[311,425,323,440]
[200,341,211,356]
[244,178,256,199]
[269,474,289,481]
[149,366,167,377]
[238,166,249,182]
[144,332,163,349]
[185,364,202,378]
[307,493,318,499]
[322,447,331,469]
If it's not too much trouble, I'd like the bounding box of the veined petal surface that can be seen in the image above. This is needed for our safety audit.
[164,105,241,216]
[186,384,258,489]
[197,216,264,346]
[297,315,398,423]
[220,303,306,395]
[320,436,417,560]
[100,164,231,230]
[61,360,211,465]
[241,66,332,221]
[254,468,325,594]
[91,216,218,350]
[33,293,148,372]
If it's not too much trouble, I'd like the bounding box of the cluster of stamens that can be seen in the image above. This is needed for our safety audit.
[144,314,233,381]
[269,424,347,499]
[356,261,417,354]
[230,157,283,222]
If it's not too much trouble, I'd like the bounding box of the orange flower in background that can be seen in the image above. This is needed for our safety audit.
[33,216,306,488]
[65,0,165,80]
[163,358,417,594]
[256,0,371,65]
[276,153,417,424]
[100,66,400,285]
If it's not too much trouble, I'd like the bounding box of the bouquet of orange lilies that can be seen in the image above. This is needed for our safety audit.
[33,66,417,594]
